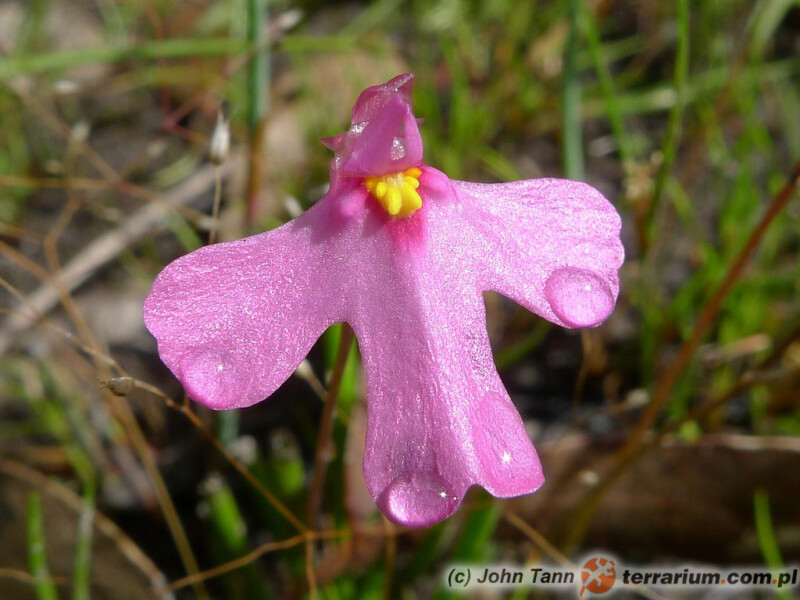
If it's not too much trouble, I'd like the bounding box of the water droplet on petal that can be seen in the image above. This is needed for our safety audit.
[377,471,460,527]
[545,267,615,328]
[390,137,406,160]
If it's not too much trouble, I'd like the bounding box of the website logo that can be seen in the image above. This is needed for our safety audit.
[580,557,616,597]
[443,557,798,597]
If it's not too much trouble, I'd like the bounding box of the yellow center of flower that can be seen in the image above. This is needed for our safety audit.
[364,167,423,218]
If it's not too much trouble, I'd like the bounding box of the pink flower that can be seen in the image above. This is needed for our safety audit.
[144,74,624,527]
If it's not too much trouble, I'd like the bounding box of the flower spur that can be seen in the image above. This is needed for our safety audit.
[144,74,624,527]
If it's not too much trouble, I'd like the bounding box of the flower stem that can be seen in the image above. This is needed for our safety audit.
[246,0,268,135]
[245,0,269,226]
[562,0,584,180]
[307,324,354,528]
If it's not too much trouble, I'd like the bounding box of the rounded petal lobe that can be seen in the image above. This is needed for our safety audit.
[454,178,624,328]
[377,472,460,528]
[355,293,545,527]
[546,267,616,327]
[347,204,544,526]
[144,203,346,409]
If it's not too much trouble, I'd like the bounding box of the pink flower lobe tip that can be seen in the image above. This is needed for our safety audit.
[545,267,616,328]
[377,472,460,528]
[177,347,254,410]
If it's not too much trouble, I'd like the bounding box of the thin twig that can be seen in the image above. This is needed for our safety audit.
[305,537,318,600]
[0,459,174,600]
[505,511,573,568]
[561,158,800,550]
[169,534,306,590]
[383,518,396,600]
[133,379,308,534]
[631,160,800,451]
[0,152,243,356]
[208,168,223,245]
[307,325,355,528]
[505,511,669,600]
[104,393,212,600]
[169,529,344,591]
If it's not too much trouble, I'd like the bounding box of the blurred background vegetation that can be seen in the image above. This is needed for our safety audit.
[1,0,799,598]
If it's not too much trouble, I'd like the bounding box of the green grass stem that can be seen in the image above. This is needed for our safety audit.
[563,0,585,179]
[0,38,257,81]
[246,0,268,133]
[650,0,690,220]
[27,492,58,600]
[754,489,791,600]
[579,0,635,169]
[72,480,96,600]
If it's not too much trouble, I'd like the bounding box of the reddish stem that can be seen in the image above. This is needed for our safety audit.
[561,159,800,551]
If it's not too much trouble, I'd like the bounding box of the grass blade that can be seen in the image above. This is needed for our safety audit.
[72,480,96,600]
[0,38,254,80]
[754,489,791,600]
[27,492,58,600]
[563,0,585,180]
[247,0,269,133]
[650,0,690,226]
[579,0,635,169]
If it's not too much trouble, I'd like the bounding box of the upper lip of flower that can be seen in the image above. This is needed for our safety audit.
[143,73,624,528]
[322,73,423,178]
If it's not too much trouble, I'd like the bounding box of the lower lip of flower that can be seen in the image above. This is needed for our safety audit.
[364,166,423,218]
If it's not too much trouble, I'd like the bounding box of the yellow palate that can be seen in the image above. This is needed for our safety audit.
[365,167,423,218]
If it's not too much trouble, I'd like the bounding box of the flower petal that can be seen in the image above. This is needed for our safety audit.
[327,73,423,177]
[350,187,544,527]
[357,296,546,527]
[454,178,624,328]
[350,73,415,123]
[340,94,423,176]
[144,201,350,410]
